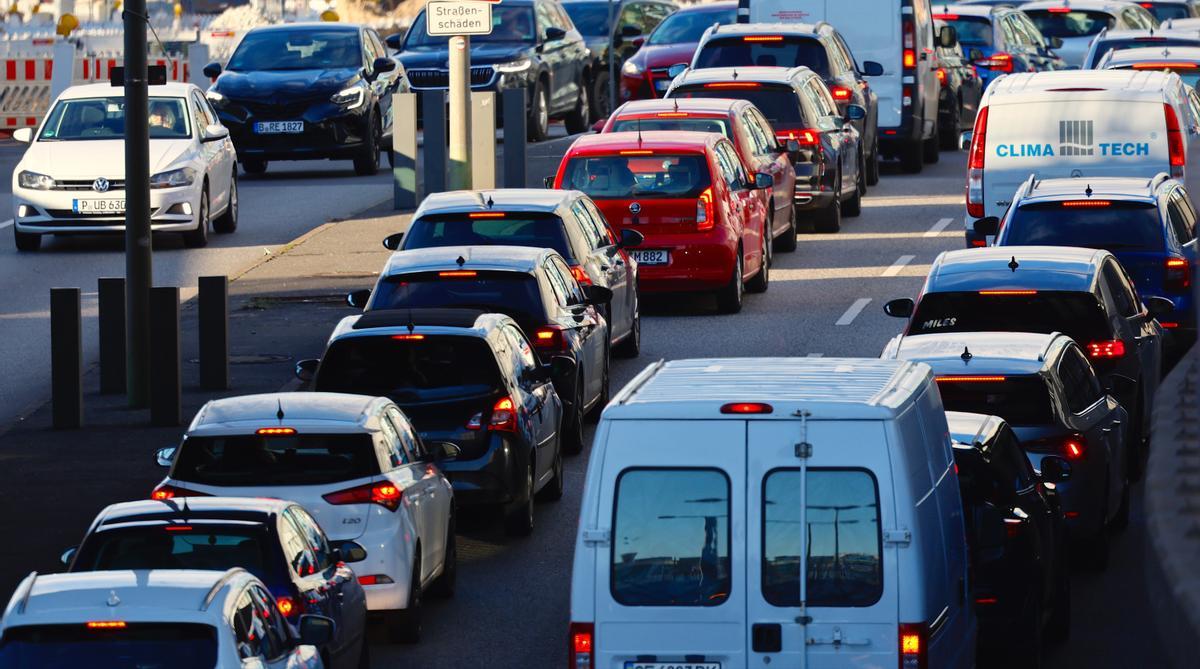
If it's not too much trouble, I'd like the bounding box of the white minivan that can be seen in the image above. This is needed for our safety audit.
[963,69,1200,246]
[569,358,976,669]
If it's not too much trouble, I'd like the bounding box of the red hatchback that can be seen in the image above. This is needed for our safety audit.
[554,131,773,313]
[601,97,799,253]
[618,1,737,102]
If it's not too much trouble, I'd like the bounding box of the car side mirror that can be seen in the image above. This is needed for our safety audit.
[754,172,774,190]
[883,297,914,318]
[550,355,577,383]
[298,614,335,646]
[385,33,403,51]
[382,232,404,250]
[371,57,397,79]
[667,63,688,78]
[845,104,866,122]
[202,62,222,79]
[295,359,319,383]
[1039,456,1072,483]
[1145,295,1176,318]
[12,127,32,143]
[346,289,371,309]
[545,26,567,41]
[972,216,999,239]
[201,123,229,143]
[431,441,462,461]
[1048,36,1063,50]
[959,130,973,151]
[155,446,177,467]
[584,284,614,305]
[543,175,556,188]
[333,540,368,563]
[939,24,958,49]
[618,228,644,249]
[60,546,77,566]
[861,60,884,77]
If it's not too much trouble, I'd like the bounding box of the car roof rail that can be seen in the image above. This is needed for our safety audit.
[1150,171,1173,190]
[200,568,248,612]
[814,20,833,35]
[14,572,37,614]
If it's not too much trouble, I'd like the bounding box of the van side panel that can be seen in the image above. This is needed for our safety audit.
[571,419,613,627]
[887,405,939,626]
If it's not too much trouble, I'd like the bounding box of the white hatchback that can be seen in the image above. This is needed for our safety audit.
[10,81,238,251]
[152,392,456,643]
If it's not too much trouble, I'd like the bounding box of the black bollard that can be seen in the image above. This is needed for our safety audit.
[198,276,229,391]
[502,88,527,188]
[98,277,125,394]
[50,288,82,429]
[422,91,448,195]
[149,286,180,426]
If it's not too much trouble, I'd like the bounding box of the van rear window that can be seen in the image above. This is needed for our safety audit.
[561,154,712,199]
[612,468,731,607]
[908,291,1113,345]
[762,469,883,608]
[693,36,831,77]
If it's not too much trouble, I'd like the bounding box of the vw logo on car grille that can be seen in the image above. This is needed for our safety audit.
[629,202,641,215]
[92,177,110,193]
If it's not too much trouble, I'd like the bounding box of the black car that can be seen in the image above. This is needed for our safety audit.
[390,0,592,141]
[346,245,612,454]
[934,20,983,150]
[560,0,677,118]
[203,23,405,176]
[62,498,369,669]
[947,411,1071,665]
[305,308,576,535]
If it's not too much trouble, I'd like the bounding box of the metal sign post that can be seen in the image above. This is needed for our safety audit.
[123,0,152,408]
[427,0,496,191]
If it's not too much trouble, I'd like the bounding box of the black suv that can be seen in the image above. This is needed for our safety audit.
[689,22,883,186]
[391,0,592,141]
[204,23,405,176]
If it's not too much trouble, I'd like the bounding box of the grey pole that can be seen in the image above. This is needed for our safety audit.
[470,91,496,189]
[98,277,126,394]
[50,288,82,429]
[422,91,448,195]
[502,88,527,188]
[608,0,617,117]
[393,92,419,209]
[447,34,472,190]
[124,0,153,408]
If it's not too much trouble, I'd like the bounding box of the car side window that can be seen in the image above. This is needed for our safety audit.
[552,255,587,304]
[1102,260,1140,317]
[278,512,318,577]
[740,112,772,157]
[249,585,290,660]
[377,412,407,467]
[288,507,332,571]
[232,591,261,659]
[750,109,779,149]
[714,143,744,190]
[1168,190,1196,244]
[570,201,603,250]
[387,407,424,461]
[535,1,556,36]
[541,261,570,308]
[995,427,1036,492]
[190,92,214,129]
[807,78,838,117]
[643,2,672,31]
[1059,346,1104,413]
[617,2,645,35]
[583,198,617,246]
[368,30,388,61]
[504,324,540,373]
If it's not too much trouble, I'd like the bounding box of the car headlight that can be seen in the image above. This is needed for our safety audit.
[205,90,227,108]
[622,60,643,76]
[331,83,366,110]
[495,58,532,73]
[149,167,197,189]
[17,170,54,190]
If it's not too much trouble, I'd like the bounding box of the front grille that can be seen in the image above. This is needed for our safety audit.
[238,98,322,119]
[407,67,496,89]
[53,179,126,192]
[43,208,159,221]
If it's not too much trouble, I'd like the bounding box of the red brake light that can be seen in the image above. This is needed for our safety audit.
[1004,517,1024,538]
[489,396,518,432]
[164,525,193,531]
[936,68,947,85]
[903,15,916,72]
[322,481,404,512]
[275,596,298,617]
[1064,439,1086,460]
[391,334,426,341]
[743,35,783,42]
[655,111,689,117]
[933,14,960,20]
[86,621,127,629]
[468,212,505,219]
[1047,7,1072,13]
[978,289,1037,296]
[1060,200,1110,207]
[570,622,595,669]
[533,325,568,351]
[1133,62,1200,70]
[974,52,1013,73]
[151,484,211,501]
[704,82,761,89]
[936,375,1008,383]
[899,623,928,669]
[619,149,654,155]
[357,574,395,586]
[967,106,988,218]
[782,128,821,147]
[438,270,478,278]
[831,85,852,101]
[697,186,715,231]
[256,427,296,436]
[1087,339,1126,359]
[975,596,999,605]
[1166,103,1186,172]
[1165,256,1191,293]
[570,265,593,286]
[720,402,773,414]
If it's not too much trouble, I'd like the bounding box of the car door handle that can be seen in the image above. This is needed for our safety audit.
[1102,427,1114,434]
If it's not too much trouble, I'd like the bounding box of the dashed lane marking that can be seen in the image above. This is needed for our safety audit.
[0,219,12,230]
[807,352,824,357]
[881,255,916,277]
[924,218,954,237]
[836,298,871,326]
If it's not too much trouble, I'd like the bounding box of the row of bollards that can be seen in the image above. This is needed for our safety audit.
[50,276,230,429]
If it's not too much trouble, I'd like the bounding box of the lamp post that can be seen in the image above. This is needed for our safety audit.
[123,0,152,408]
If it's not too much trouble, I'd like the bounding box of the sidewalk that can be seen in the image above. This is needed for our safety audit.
[0,199,411,598]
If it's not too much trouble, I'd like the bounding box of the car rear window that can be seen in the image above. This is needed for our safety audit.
[1025,10,1115,38]
[172,433,380,487]
[73,525,279,579]
[368,271,547,326]
[403,214,573,260]
[561,153,712,199]
[610,116,732,140]
[314,334,503,399]
[648,7,738,45]
[693,36,830,77]
[612,468,731,607]
[909,291,1113,344]
[762,469,883,608]
[672,84,805,128]
[934,16,993,46]
[1141,2,1191,21]
[935,376,1056,426]
[1005,201,1164,252]
[0,623,217,669]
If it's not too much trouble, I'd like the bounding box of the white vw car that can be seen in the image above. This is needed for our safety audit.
[10,82,238,251]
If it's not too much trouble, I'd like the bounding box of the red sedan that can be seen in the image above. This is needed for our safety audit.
[600,97,799,253]
[554,131,773,313]
[618,1,737,102]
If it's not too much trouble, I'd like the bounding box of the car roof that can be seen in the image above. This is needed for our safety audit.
[673,66,812,86]
[94,497,291,528]
[984,70,1177,102]
[893,332,1063,376]
[928,246,1106,293]
[382,244,552,276]
[1104,45,1200,64]
[2,569,257,627]
[614,97,746,116]
[605,358,937,420]
[1022,175,1165,203]
[60,82,195,99]
[247,21,361,32]
[935,4,1007,18]
[703,22,825,37]
[945,410,1008,448]
[566,130,724,153]
[329,309,514,343]
[1020,0,1138,13]
[188,391,387,435]
[675,0,736,13]
[414,188,579,218]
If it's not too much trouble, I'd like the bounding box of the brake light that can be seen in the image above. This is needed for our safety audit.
[936,68,947,85]
[655,111,689,117]
[391,334,426,341]
[720,402,773,414]
[151,484,211,501]
[967,107,988,218]
[357,574,394,585]
[256,427,296,436]
[1061,200,1110,207]
[468,212,505,219]
[1087,339,1126,359]
[164,525,193,531]
[933,13,959,20]
[489,396,518,432]
[86,621,127,629]
[1166,103,1185,175]
[275,596,300,617]
[569,265,593,286]
[1047,7,1072,13]
[439,270,478,278]
[689,186,713,231]
[533,325,569,351]
[322,481,404,512]
[1063,435,1087,461]
[974,52,1013,73]
[619,149,653,155]
[978,289,1036,296]
[899,623,928,669]
[569,622,595,669]
[1004,517,1024,538]
[1133,62,1200,70]
[743,35,783,42]
[975,596,998,605]
[1166,256,1191,292]
[902,16,916,73]
[831,85,852,101]
[936,375,1007,383]
[703,82,761,89]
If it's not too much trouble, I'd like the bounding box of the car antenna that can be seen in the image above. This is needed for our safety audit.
[406,309,416,335]
[637,116,643,147]
[1085,184,1093,197]
[456,254,466,267]
[673,97,679,113]
[732,69,738,80]
[1008,256,1020,272]
[961,346,973,362]
[276,399,285,422]
[485,195,494,209]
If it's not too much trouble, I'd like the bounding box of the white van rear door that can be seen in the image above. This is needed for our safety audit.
[745,419,899,669]
[594,420,746,669]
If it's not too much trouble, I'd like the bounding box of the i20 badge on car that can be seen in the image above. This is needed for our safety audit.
[92,178,110,193]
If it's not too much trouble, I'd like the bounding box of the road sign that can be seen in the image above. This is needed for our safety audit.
[426,1,494,36]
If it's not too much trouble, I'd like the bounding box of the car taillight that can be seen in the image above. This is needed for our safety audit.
[150,484,211,501]
[468,396,519,433]
[533,325,569,352]
[696,186,715,231]
[899,623,928,669]
[1166,256,1191,293]
[974,52,1013,73]
[831,85,852,102]
[967,106,989,218]
[902,17,916,71]
[1166,103,1186,176]
[322,481,404,512]
[357,574,395,586]
[1004,517,1025,539]
[569,265,593,286]
[1063,435,1086,461]
[936,68,947,86]
[569,622,595,669]
[275,596,302,617]
[1087,339,1126,359]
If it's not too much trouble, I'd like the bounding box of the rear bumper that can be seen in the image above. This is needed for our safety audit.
[438,433,523,506]
[326,513,413,612]
[628,228,739,293]
[1028,453,1105,539]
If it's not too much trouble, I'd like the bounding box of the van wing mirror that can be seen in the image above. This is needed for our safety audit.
[295,359,319,383]
[861,60,884,77]
[883,298,915,319]
[346,289,371,309]
[382,232,404,251]
[1039,456,1072,483]
[972,216,1000,238]
[155,446,177,467]
[939,25,958,49]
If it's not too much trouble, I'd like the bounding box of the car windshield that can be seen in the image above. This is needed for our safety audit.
[172,433,380,487]
[648,7,737,45]
[909,291,1113,344]
[227,29,361,71]
[561,153,712,198]
[693,36,830,77]
[562,2,612,38]
[0,624,217,669]
[1024,10,1115,38]
[610,116,732,139]
[405,6,537,46]
[314,335,503,399]
[38,97,189,141]
[935,16,993,46]
[73,525,278,578]
[1142,2,1191,21]
[1111,63,1200,87]
[404,214,573,259]
[1004,201,1164,252]
[368,271,548,325]
[672,84,804,127]
[935,376,1056,426]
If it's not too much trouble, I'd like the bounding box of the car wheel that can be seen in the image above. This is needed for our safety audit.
[923,120,940,164]
[585,350,610,422]
[591,70,611,119]
[564,80,590,134]
[182,187,210,248]
[213,171,238,234]
[716,250,744,314]
[527,82,550,142]
[613,302,641,358]
[939,107,960,150]
[866,137,880,186]
[562,373,586,454]
[538,444,565,502]
[429,517,457,598]
[775,203,797,252]
[504,459,535,536]
[844,162,863,217]
[900,138,924,173]
[13,226,41,252]
[387,560,422,643]
[1010,588,1045,669]
[354,113,381,176]
[747,222,770,294]
[814,180,842,233]
[241,159,267,175]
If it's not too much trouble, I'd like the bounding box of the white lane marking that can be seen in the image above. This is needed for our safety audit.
[881,255,916,277]
[924,217,954,237]
[0,219,12,230]
[807,352,824,357]
[836,298,872,326]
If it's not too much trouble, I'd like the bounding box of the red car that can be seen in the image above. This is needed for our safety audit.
[618,1,737,102]
[601,97,799,253]
[553,131,773,313]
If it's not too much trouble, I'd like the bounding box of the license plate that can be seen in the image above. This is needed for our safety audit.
[253,121,304,134]
[631,249,669,265]
[654,79,671,91]
[72,199,125,214]
[626,663,720,669]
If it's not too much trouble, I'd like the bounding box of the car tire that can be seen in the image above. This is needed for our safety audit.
[564,80,590,135]
[1045,557,1071,643]
[504,460,535,536]
[900,138,923,173]
[241,159,267,175]
[1011,590,1045,669]
[591,70,611,120]
[429,518,457,598]
[613,304,641,358]
[213,171,238,234]
[562,371,586,454]
[716,250,744,314]
[354,113,381,176]
[814,181,842,233]
[923,121,940,163]
[775,204,797,252]
[387,560,422,644]
[844,164,863,217]
[537,445,564,502]
[585,351,610,422]
[866,137,880,186]
[939,107,960,150]
[747,224,770,294]
[528,82,550,142]
[13,227,41,252]
[182,187,210,248]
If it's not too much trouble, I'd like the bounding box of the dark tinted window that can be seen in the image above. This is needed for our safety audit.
[934,16,993,46]
[561,1,612,37]
[403,214,573,260]
[315,335,503,397]
[1097,38,1200,67]
[1142,2,1192,21]
[1058,346,1104,413]
[227,29,361,70]
[612,468,730,606]
[909,291,1113,344]
[763,469,882,607]
[0,624,217,669]
[1025,10,1115,38]
[673,84,805,127]
[561,153,712,198]
[648,7,737,45]
[1004,202,1164,253]
[936,376,1055,426]
[73,525,278,577]
[610,116,732,139]
[369,271,547,325]
[694,36,830,76]
[173,433,380,486]
[406,5,537,45]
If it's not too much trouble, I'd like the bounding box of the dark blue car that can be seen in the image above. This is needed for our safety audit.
[934,4,1065,91]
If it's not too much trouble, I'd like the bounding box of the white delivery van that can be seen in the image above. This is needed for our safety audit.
[569,357,976,669]
[964,69,1200,246]
[740,0,944,172]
